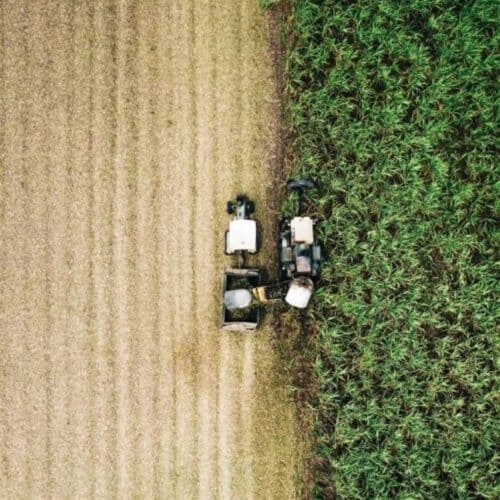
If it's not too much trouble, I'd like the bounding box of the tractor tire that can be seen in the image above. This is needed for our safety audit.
[286,178,315,191]
[246,200,255,214]
[226,201,234,214]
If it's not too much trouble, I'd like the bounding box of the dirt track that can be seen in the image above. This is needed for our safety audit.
[0,1,307,498]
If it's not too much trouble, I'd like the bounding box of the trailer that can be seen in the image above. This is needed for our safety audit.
[220,268,261,331]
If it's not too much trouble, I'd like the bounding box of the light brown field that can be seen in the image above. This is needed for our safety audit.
[0,0,309,498]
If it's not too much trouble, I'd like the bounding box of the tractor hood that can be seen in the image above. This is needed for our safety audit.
[227,219,257,253]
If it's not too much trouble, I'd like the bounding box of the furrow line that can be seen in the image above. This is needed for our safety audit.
[208,0,222,493]
[155,0,177,494]
[0,0,5,486]
[193,0,219,497]
[87,1,98,497]
[214,0,247,497]
[172,0,199,496]
[67,1,94,495]
[20,2,41,493]
[123,1,140,495]
[187,0,203,495]
[170,1,184,495]
[91,1,119,496]
[135,2,158,496]
[112,0,135,493]
[188,1,202,492]
[150,2,163,493]
[126,5,141,496]
[232,1,248,495]
[239,2,259,497]
[40,2,54,490]
[0,0,5,227]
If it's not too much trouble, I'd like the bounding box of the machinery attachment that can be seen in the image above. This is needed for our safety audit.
[221,268,261,331]
[223,276,314,317]
[252,277,314,309]
[221,182,321,331]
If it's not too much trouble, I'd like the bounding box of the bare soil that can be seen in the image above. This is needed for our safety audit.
[0,0,308,498]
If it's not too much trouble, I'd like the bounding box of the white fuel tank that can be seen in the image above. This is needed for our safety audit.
[285,277,314,309]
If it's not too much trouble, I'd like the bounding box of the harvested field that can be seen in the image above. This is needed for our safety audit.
[0,0,307,498]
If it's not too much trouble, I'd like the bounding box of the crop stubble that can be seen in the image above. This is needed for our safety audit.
[0,0,307,498]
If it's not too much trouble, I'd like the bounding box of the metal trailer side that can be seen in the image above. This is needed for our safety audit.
[220,268,262,331]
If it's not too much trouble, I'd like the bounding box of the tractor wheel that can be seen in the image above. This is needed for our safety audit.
[226,201,234,214]
[246,200,255,214]
[286,178,315,191]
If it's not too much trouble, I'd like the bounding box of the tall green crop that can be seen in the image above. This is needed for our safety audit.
[264,0,500,497]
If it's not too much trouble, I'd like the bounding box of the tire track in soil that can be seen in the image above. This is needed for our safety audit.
[0,1,308,498]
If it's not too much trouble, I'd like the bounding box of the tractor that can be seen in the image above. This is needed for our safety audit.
[279,179,321,280]
[224,194,257,267]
